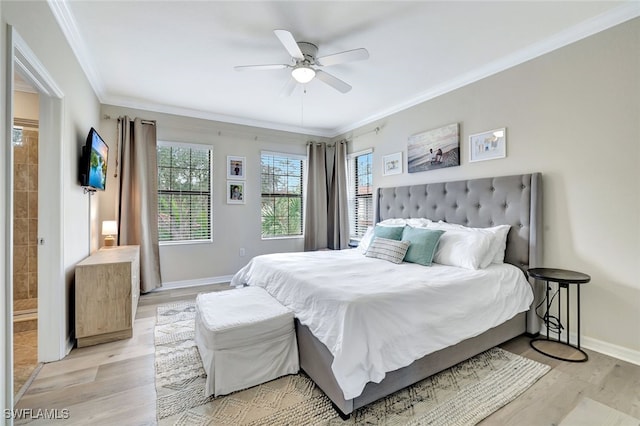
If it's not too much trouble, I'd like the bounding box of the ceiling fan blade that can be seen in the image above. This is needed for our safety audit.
[315,70,352,93]
[316,48,369,67]
[279,78,297,98]
[234,64,290,71]
[274,29,304,60]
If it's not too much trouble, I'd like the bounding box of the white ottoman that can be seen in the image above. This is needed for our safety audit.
[194,286,299,396]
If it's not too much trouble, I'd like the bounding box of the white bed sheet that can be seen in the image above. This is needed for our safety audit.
[231,249,533,400]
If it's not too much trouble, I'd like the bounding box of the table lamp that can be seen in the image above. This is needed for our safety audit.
[101,220,118,247]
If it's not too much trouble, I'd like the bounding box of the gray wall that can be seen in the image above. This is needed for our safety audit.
[339,18,640,358]
[98,105,324,284]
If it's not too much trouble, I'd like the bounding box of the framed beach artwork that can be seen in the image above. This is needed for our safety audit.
[407,123,460,173]
[383,152,403,176]
[227,156,245,179]
[227,180,245,204]
[469,128,506,163]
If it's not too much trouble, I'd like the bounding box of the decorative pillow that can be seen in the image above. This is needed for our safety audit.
[429,227,495,270]
[434,221,511,265]
[374,224,405,241]
[365,238,411,264]
[401,226,444,266]
[356,226,375,254]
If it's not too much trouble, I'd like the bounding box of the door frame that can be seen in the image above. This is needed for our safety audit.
[4,25,66,409]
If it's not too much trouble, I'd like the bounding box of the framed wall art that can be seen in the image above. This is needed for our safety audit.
[383,152,403,176]
[227,180,245,204]
[227,156,245,179]
[407,123,460,173]
[469,128,506,163]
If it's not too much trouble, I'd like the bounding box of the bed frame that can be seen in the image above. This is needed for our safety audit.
[296,173,543,417]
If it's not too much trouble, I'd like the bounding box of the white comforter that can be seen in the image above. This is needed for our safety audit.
[230,249,533,400]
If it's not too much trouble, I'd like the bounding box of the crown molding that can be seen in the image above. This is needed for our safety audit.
[47,0,105,100]
[332,1,640,137]
[101,94,335,138]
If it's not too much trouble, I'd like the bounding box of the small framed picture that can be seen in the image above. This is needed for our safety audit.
[469,128,506,163]
[227,156,245,179]
[227,180,245,204]
[383,152,403,176]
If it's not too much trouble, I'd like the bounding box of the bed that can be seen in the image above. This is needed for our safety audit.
[231,173,543,417]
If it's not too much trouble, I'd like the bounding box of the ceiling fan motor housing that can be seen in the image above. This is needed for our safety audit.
[297,42,318,65]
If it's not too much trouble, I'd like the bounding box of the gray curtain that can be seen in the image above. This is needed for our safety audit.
[328,140,350,249]
[304,140,350,250]
[304,142,328,251]
[117,116,162,293]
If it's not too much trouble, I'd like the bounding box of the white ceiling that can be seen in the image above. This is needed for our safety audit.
[50,1,638,137]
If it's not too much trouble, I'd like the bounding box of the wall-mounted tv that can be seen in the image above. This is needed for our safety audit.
[79,127,109,191]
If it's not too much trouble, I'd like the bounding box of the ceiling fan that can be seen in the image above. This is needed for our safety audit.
[234,29,369,95]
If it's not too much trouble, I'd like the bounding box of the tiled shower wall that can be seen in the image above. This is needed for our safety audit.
[13,128,38,307]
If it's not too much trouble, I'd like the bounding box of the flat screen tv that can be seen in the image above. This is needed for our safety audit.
[79,127,109,191]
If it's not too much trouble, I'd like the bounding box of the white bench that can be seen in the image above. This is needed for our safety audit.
[194,286,299,396]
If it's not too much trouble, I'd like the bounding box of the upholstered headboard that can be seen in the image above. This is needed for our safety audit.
[376,173,543,333]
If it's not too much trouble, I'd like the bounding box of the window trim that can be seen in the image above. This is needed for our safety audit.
[260,150,306,240]
[157,140,214,245]
[348,148,373,242]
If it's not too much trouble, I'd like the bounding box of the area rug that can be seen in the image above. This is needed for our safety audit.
[155,301,550,425]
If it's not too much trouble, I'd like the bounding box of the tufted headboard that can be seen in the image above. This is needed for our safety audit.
[376,173,543,333]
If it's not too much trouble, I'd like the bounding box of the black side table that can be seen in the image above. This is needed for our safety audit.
[528,267,590,362]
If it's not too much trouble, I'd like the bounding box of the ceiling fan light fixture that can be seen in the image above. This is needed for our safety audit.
[292,65,316,84]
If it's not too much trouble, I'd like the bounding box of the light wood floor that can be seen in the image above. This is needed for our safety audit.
[14,284,640,425]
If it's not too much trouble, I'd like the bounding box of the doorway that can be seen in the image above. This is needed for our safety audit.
[12,73,40,398]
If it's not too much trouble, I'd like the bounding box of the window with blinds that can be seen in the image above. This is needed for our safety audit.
[348,150,373,240]
[157,142,212,243]
[261,151,305,238]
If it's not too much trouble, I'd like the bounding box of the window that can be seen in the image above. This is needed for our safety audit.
[157,142,212,243]
[261,151,305,238]
[348,149,373,240]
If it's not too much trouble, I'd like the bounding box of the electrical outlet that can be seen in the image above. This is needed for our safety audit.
[239,248,245,257]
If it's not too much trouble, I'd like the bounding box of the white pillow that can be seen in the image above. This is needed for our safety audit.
[377,218,408,226]
[356,226,375,254]
[431,229,494,269]
[406,218,433,228]
[434,221,510,265]
[378,218,432,228]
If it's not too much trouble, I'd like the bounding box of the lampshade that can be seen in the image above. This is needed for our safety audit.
[102,220,117,247]
[102,220,118,236]
[291,65,315,84]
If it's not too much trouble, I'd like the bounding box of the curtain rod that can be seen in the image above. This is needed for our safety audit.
[103,114,156,126]
[351,126,380,140]
[307,139,347,148]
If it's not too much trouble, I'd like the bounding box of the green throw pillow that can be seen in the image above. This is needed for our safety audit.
[374,225,405,240]
[402,226,445,266]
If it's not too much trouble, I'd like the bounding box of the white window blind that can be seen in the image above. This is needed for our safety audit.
[157,141,213,243]
[261,151,305,238]
[347,149,373,240]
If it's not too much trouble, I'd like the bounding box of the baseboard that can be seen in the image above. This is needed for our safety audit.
[158,275,234,290]
[538,325,640,366]
[581,336,640,367]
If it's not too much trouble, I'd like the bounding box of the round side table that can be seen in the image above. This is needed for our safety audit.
[528,267,590,362]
